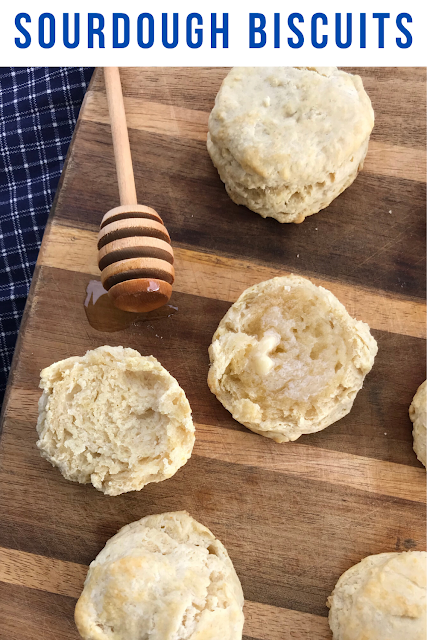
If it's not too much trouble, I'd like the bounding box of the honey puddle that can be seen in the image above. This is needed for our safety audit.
[84,280,178,332]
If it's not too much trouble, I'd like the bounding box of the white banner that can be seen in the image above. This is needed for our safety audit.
[1,0,426,66]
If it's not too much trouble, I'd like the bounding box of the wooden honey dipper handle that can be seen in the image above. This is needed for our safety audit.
[98,68,174,313]
[104,67,137,206]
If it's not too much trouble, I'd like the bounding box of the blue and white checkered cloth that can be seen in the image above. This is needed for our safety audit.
[0,67,94,407]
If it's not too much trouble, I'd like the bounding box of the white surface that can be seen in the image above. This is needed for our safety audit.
[1,0,426,65]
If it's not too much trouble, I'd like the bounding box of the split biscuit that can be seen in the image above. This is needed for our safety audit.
[36,346,194,495]
[208,275,377,442]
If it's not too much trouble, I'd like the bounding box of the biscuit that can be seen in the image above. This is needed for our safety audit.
[207,67,374,223]
[75,511,245,640]
[409,381,426,467]
[208,276,377,442]
[327,551,427,640]
[36,346,194,496]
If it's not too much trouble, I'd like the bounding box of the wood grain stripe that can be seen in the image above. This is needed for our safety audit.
[40,223,426,339]
[83,91,208,142]
[365,142,426,183]
[0,547,86,599]
[2,387,425,504]
[82,91,426,183]
[194,423,426,504]
[0,547,330,640]
[244,601,330,640]
[82,91,209,141]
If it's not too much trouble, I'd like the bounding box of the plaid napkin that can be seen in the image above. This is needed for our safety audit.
[0,67,94,408]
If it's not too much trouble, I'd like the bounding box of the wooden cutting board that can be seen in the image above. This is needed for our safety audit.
[0,67,426,640]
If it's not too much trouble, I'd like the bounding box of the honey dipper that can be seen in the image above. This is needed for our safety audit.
[97,67,174,313]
